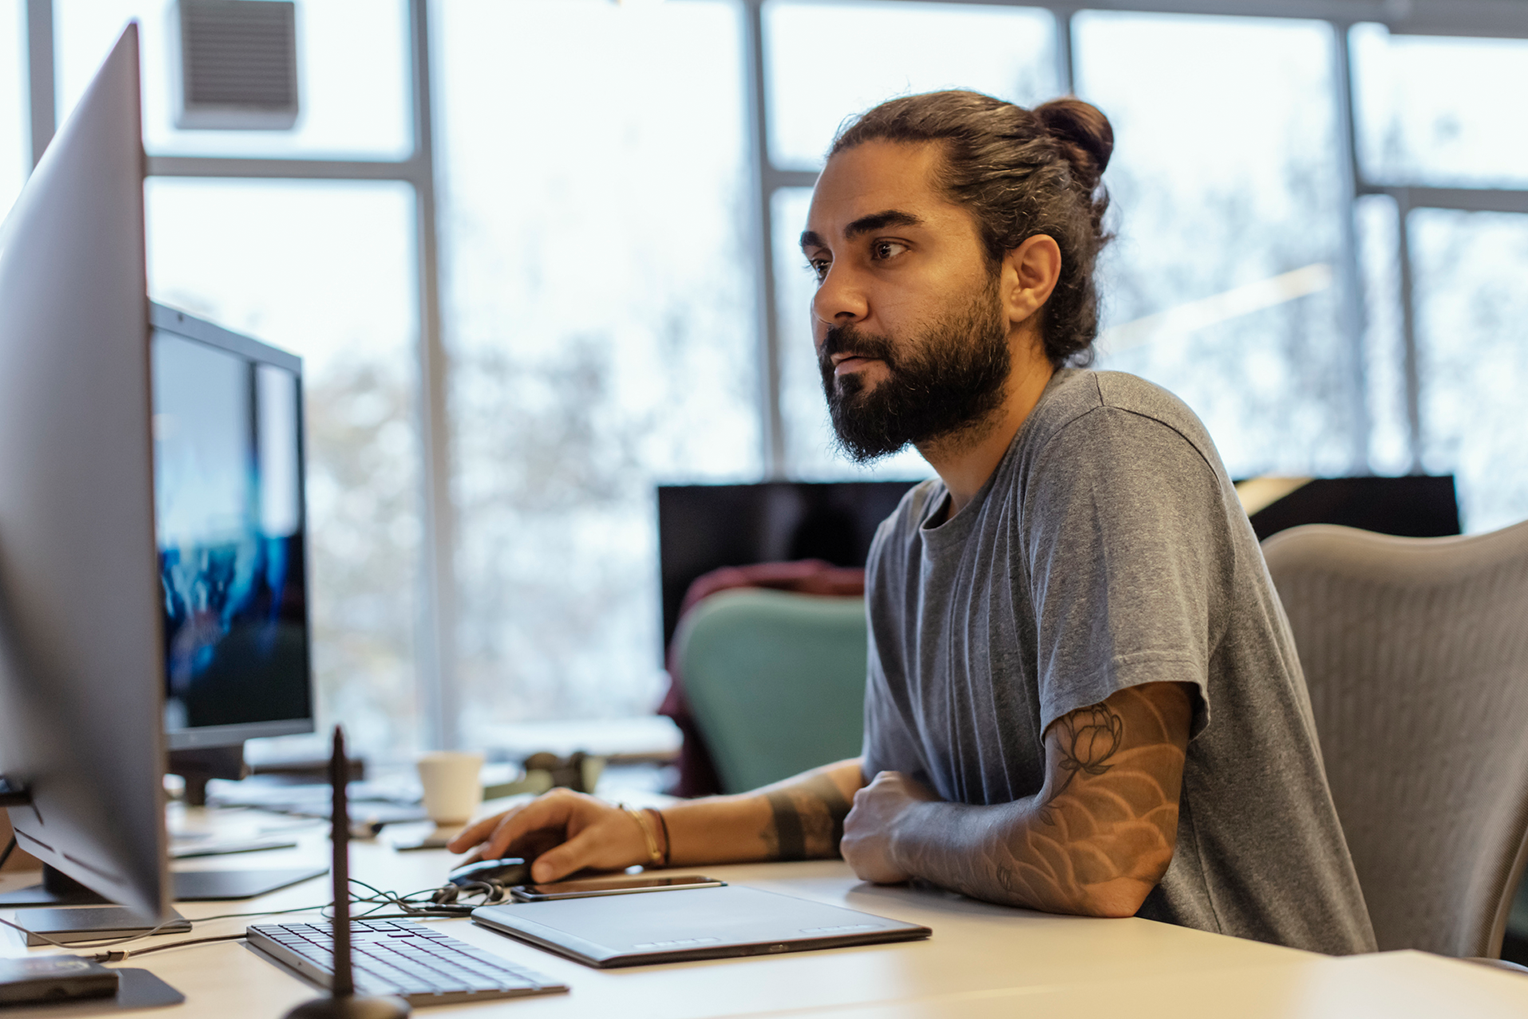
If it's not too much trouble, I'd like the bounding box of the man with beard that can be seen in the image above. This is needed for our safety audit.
[451,91,1376,955]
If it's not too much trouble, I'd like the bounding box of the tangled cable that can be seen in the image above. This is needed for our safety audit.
[0,876,510,962]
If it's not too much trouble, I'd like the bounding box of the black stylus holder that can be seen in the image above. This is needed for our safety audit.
[282,727,410,1019]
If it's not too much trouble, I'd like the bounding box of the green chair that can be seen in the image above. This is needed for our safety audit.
[674,588,868,794]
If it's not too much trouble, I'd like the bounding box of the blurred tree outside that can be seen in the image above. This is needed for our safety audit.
[1082,13,1360,480]
[302,360,421,752]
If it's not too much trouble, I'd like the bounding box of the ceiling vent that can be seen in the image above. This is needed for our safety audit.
[172,0,299,130]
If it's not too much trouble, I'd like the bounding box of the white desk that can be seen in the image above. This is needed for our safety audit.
[4,811,1527,1019]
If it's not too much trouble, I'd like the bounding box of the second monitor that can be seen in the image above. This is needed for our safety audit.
[152,303,314,751]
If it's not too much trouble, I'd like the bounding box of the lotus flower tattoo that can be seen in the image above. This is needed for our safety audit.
[1060,705,1124,776]
[1039,703,1125,825]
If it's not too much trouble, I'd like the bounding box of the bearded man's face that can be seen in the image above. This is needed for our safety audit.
[800,140,1017,464]
[817,275,1011,463]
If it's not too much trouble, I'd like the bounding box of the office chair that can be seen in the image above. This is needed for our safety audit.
[672,588,867,794]
[1263,520,1528,959]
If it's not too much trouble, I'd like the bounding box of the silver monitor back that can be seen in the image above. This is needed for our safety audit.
[0,24,169,920]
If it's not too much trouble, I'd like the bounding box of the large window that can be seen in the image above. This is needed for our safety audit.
[1349,25,1528,531]
[1410,210,1528,533]
[1079,13,1358,479]
[435,0,758,743]
[144,179,423,755]
[1351,25,1528,188]
[13,2,1527,759]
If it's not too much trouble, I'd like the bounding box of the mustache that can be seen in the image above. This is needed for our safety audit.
[819,325,898,371]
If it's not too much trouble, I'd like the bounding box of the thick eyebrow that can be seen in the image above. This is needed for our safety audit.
[799,209,923,251]
[845,209,922,239]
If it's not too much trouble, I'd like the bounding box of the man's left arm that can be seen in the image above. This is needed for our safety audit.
[841,680,1193,918]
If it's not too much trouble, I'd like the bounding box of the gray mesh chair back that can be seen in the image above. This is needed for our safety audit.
[1263,520,1528,958]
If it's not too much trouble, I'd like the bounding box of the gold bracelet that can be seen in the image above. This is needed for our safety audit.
[622,804,662,867]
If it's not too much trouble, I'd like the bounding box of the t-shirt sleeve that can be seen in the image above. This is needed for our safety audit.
[1023,407,1233,739]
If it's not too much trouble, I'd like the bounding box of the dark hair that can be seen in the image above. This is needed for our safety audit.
[830,91,1113,368]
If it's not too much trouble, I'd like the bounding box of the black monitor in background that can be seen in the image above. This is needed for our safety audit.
[655,480,921,654]
[153,304,315,751]
[1247,476,1460,542]
[656,475,1462,654]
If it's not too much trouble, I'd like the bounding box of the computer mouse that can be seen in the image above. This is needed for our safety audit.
[447,857,530,888]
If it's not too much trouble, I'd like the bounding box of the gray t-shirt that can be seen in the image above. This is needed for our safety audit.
[862,369,1376,955]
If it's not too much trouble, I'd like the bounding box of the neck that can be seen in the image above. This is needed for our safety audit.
[917,335,1055,518]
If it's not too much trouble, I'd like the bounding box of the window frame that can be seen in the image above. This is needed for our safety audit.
[22,0,1528,748]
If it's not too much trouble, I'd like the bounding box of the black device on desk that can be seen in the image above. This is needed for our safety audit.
[447,857,530,890]
[249,729,567,1013]
[0,957,119,1005]
[0,24,320,939]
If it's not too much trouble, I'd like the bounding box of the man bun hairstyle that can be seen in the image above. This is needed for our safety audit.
[830,91,1114,368]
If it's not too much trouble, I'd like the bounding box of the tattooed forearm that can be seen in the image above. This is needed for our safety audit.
[761,774,851,860]
[892,683,1191,917]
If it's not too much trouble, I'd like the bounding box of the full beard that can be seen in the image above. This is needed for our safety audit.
[818,278,1012,464]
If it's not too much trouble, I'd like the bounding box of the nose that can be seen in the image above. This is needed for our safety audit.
[811,263,868,339]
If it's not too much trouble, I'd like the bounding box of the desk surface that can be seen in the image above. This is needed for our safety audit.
[4,809,1527,1019]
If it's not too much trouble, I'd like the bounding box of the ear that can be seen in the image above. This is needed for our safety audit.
[999,234,1062,329]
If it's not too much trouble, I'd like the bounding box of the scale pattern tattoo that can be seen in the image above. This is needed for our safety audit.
[1001,686,1186,913]
[897,683,1189,917]
[761,774,852,860]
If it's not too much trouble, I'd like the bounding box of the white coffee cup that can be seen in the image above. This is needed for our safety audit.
[416,751,485,826]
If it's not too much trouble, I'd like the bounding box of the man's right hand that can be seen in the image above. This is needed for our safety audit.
[445,788,650,884]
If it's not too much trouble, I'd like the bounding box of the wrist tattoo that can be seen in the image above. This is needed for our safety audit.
[761,775,851,860]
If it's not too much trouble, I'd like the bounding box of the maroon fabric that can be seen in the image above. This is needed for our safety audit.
[659,560,867,797]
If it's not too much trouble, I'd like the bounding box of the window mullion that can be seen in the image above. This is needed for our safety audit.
[26,0,54,167]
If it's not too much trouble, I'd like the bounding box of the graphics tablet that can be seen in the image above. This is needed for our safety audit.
[471,883,930,968]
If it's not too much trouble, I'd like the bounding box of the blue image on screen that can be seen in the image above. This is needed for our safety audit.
[152,330,310,731]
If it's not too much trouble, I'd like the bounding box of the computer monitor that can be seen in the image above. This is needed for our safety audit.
[655,481,920,655]
[152,304,315,751]
[0,24,319,925]
[0,23,167,921]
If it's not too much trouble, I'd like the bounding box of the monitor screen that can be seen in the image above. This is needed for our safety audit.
[151,315,313,747]
[656,481,920,655]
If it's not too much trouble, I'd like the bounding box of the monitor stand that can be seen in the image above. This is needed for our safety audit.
[0,862,327,906]
[167,744,248,807]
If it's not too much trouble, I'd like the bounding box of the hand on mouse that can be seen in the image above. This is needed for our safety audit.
[445,788,651,884]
